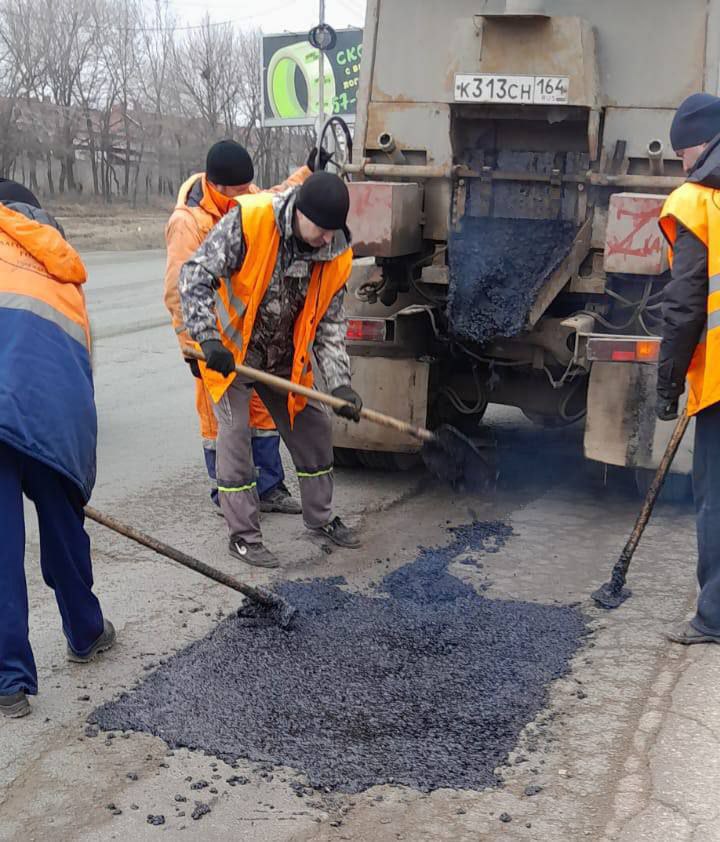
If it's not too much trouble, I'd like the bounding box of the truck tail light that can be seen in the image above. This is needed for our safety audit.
[585,335,660,364]
[346,318,389,342]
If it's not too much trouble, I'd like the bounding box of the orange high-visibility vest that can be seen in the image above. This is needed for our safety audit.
[199,192,352,425]
[166,171,311,434]
[660,183,720,416]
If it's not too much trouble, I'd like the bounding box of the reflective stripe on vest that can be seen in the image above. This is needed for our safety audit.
[198,192,353,425]
[660,182,720,415]
[0,290,88,348]
[0,205,91,352]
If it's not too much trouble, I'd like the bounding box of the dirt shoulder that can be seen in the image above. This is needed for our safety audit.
[48,201,171,252]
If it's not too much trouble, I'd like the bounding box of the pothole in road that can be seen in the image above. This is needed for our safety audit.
[90,521,586,793]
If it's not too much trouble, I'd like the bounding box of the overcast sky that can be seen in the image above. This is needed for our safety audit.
[167,0,366,34]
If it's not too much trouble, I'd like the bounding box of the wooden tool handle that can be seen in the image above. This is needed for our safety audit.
[84,505,278,606]
[183,347,435,444]
[611,409,691,584]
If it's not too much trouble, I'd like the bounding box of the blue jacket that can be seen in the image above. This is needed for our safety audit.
[0,202,96,501]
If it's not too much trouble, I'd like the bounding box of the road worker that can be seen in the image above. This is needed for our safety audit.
[0,181,114,719]
[658,92,720,644]
[179,171,362,568]
[165,140,330,515]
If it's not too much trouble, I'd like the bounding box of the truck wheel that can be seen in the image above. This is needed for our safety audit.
[356,450,421,471]
[634,469,693,504]
[333,447,361,468]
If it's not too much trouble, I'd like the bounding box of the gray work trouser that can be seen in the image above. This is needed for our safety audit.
[214,376,334,543]
[691,402,720,636]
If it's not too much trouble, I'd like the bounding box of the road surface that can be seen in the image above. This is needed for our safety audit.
[1,251,716,842]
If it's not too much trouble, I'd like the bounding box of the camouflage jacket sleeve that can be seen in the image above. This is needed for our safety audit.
[179,206,246,344]
[313,287,351,392]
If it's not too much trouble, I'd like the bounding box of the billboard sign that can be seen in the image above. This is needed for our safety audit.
[262,28,363,127]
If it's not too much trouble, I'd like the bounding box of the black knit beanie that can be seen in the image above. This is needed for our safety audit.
[295,172,350,230]
[206,140,254,186]
[0,179,41,208]
[670,93,720,152]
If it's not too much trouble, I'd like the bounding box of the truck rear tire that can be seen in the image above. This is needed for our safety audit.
[357,450,421,471]
[333,447,362,468]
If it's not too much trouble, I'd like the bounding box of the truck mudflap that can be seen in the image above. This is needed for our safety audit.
[583,335,693,474]
[332,356,430,454]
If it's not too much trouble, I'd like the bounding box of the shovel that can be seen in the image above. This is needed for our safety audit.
[183,348,492,491]
[591,410,691,609]
[84,506,297,628]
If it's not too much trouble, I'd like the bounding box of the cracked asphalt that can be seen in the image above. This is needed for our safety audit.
[0,250,714,842]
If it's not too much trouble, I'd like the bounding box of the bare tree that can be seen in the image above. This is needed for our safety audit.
[136,0,175,200]
[0,1,309,204]
[172,15,244,141]
[37,0,97,192]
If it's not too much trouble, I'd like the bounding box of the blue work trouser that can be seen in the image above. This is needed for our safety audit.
[203,434,285,505]
[691,402,720,636]
[0,442,104,696]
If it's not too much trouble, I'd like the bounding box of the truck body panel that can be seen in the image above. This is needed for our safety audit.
[337,0,715,481]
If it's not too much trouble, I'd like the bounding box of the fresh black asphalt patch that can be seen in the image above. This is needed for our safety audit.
[91,522,586,793]
[448,217,578,343]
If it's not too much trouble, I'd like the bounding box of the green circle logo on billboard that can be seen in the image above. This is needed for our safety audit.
[263,29,363,125]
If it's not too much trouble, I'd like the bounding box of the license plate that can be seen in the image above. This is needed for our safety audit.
[454,74,569,105]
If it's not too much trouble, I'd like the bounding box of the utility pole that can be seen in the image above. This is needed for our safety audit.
[317,0,326,147]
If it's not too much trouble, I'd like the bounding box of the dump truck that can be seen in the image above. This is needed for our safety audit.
[331,0,718,493]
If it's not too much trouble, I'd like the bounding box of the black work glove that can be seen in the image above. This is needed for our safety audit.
[307,146,333,172]
[200,339,235,377]
[656,394,680,422]
[332,385,363,422]
[184,357,201,379]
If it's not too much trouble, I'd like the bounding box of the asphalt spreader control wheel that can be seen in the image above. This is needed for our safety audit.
[318,116,353,178]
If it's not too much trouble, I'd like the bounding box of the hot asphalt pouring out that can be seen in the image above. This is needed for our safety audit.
[448,217,578,344]
[90,521,587,794]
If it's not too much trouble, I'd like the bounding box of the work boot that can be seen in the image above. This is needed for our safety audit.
[665,621,720,645]
[67,619,116,664]
[0,691,31,719]
[228,536,280,568]
[260,483,302,515]
[309,516,362,549]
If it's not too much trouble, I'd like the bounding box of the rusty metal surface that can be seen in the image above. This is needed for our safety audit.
[351,0,378,165]
[471,17,598,108]
[369,0,708,109]
[584,361,653,467]
[602,108,680,162]
[347,182,423,257]
[366,101,453,167]
[528,217,592,327]
[332,357,430,452]
[604,193,668,276]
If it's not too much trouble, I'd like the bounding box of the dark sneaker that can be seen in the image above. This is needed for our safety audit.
[67,619,116,664]
[310,516,362,549]
[228,536,280,568]
[0,691,31,719]
[260,484,302,515]
[665,621,720,645]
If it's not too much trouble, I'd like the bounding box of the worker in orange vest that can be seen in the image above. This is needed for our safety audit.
[179,172,362,568]
[0,181,114,719]
[658,93,720,644]
[165,140,328,515]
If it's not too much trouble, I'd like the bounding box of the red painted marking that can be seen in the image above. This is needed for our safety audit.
[606,204,663,259]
